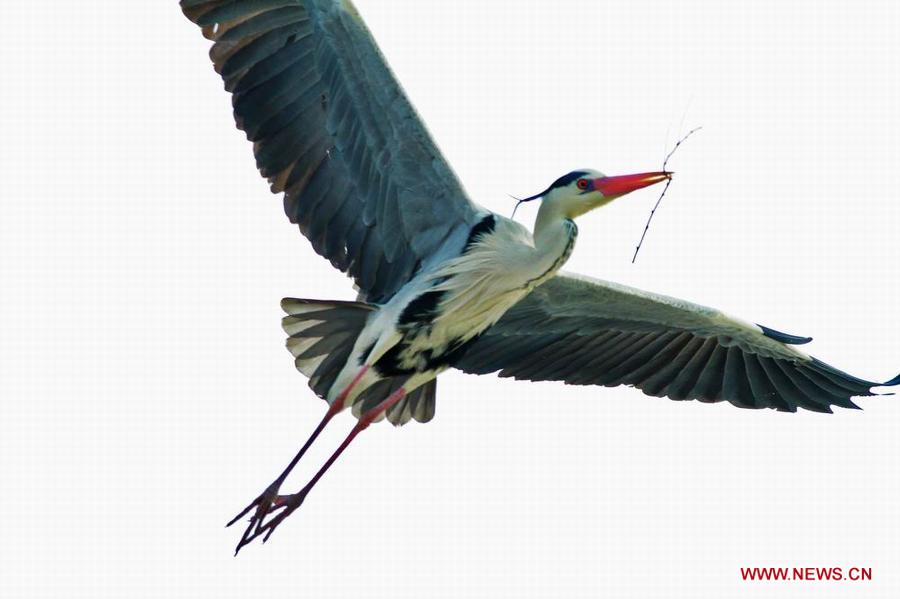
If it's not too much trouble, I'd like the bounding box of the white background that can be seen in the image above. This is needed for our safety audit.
[1,1,899,597]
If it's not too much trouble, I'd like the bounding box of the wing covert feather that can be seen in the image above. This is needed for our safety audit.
[453,273,896,412]
[182,0,484,302]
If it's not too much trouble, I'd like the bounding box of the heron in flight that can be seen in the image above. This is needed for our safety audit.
[181,0,898,553]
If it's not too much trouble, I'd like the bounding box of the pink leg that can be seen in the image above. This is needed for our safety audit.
[227,366,370,552]
[236,385,409,551]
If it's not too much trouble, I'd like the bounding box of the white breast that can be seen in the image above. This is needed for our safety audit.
[405,216,577,358]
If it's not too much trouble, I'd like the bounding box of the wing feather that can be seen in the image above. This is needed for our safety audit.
[720,347,755,408]
[182,0,484,302]
[452,272,896,412]
[672,338,719,401]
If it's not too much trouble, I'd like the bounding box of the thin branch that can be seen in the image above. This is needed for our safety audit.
[631,126,702,264]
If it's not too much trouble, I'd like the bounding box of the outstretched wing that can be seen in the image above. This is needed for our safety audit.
[453,272,899,412]
[181,0,485,302]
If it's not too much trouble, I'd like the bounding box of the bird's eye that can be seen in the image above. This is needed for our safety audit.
[576,179,589,190]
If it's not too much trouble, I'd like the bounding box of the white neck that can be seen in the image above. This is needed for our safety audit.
[531,200,577,274]
[534,200,570,246]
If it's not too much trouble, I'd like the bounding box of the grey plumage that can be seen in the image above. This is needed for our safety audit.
[182,0,483,304]
[281,298,436,424]
[182,1,898,555]
[452,273,893,413]
[181,1,896,420]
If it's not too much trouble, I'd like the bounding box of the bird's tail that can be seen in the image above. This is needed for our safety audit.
[281,298,436,425]
[281,298,375,399]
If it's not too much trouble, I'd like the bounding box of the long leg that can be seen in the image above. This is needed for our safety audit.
[227,366,370,548]
[233,378,421,553]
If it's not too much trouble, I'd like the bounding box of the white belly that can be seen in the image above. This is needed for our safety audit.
[376,216,577,374]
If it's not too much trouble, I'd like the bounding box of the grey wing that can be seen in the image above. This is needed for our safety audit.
[453,272,900,413]
[181,0,485,303]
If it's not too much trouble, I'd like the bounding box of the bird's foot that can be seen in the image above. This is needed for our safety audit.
[227,483,309,554]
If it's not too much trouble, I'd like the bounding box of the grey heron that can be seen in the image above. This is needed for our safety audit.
[180,0,899,554]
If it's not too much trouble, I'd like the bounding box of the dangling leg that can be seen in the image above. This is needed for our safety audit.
[227,366,370,550]
[234,373,433,552]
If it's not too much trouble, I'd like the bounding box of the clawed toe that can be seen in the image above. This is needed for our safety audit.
[259,490,308,541]
[228,486,309,554]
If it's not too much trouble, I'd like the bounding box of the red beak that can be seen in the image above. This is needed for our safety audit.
[593,171,671,198]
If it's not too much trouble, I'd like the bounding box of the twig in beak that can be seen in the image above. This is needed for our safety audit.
[631,126,702,264]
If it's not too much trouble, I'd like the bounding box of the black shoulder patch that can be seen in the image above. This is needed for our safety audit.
[398,290,445,326]
[464,214,497,251]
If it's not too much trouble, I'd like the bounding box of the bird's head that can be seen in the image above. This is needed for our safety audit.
[518,169,671,219]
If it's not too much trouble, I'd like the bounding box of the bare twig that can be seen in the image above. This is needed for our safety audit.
[631,126,702,264]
